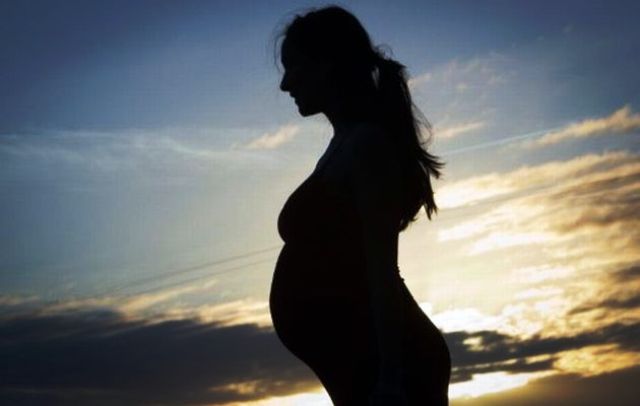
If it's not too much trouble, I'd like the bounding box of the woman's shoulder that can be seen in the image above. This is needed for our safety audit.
[344,121,396,157]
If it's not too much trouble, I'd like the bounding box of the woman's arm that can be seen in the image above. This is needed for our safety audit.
[349,126,405,382]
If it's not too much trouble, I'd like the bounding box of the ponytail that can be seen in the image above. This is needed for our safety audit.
[372,52,445,230]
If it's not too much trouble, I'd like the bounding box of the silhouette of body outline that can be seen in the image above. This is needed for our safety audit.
[269,6,451,405]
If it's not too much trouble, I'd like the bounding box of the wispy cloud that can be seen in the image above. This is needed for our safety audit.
[438,148,640,263]
[407,52,511,140]
[160,298,272,328]
[409,53,512,92]
[436,121,486,139]
[568,263,640,317]
[39,280,219,318]
[527,105,640,148]
[436,150,637,210]
[242,124,299,150]
[450,365,640,405]
[0,126,283,177]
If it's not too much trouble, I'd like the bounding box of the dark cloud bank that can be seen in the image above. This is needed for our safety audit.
[2,295,639,405]
[0,307,316,405]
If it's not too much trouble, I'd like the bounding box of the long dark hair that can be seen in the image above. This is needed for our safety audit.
[272,5,445,231]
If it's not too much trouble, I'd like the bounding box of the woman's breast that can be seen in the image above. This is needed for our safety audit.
[278,171,359,241]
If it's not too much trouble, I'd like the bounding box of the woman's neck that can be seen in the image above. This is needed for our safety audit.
[326,103,378,139]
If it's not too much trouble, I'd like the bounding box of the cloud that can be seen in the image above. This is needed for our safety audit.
[612,264,640,283]
[36,279,219,318]
[451,365,640,406]
[509,264,576,285]
[480,322,637,365]
[409,53,512,92]
[569,262,640,315]
[160,299,272,328]
[0,306,318,406]
[407,52,512,139]
[407,71,432,89]
[0,294,39,307]
[528,105,640,148]
[430,307,503,333]
[436,121,486,139]
[242,124,299,150]
[446,322,640,393]
[30,281,273,330]
[436,149,636,210]
[435,149,640,257]
[0,126,282,182]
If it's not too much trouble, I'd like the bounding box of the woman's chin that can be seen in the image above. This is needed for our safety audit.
[296,104,319,117]
[298,108,312,116]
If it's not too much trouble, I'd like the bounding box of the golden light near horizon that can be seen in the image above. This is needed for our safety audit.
[223,389,332,406]
[448,371,554,399]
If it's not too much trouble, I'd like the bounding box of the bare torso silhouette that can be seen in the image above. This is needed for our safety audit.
[269,128,451,405]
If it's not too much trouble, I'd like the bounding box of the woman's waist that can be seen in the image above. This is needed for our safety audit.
[279,203,363,244]
[274,247,408,300]
[275,242,407,281]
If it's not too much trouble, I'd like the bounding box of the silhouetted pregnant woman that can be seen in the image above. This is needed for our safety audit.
[269,6,451,406]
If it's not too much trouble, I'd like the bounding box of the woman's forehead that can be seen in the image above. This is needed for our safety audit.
[281,38,318,68]
[281,39,303,67]
[280,40,293,66]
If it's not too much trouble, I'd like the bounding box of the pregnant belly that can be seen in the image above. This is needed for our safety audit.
[269,243,372,354]
[269,243,449,369]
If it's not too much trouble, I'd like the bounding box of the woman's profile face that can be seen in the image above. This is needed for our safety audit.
[279,40,334,117]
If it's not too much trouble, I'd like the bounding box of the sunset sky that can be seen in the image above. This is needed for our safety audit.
[1,0,639,404]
